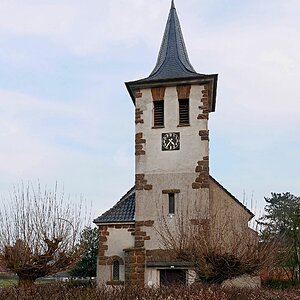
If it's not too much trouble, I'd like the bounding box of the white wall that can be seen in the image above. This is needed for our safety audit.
[106,228,135,257]
[136,85,208,174]
[135,84,210,251]
[97,227,134,285]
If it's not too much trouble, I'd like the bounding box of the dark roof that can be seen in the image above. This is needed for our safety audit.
[147,0,198,81]
[93,187,135,224]
[125,1,218,110]
[209,175,255,220]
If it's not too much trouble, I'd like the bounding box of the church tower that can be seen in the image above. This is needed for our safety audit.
[125,0,217,284]
[94,0,254,287]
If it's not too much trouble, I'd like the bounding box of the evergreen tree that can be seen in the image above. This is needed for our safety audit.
[260,192,300,279]
[69,227,98,278]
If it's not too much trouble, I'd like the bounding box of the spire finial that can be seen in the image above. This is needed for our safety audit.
[147,0,197,79]
[171,0,175,9]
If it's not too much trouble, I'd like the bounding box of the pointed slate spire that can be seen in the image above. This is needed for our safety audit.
[125,1,218,111]
[147,0,199,81]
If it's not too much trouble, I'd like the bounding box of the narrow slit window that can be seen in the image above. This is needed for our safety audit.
[179,99,189,125]
[112,260,120,281]
[169,193,175,214]
[154,101,164,127]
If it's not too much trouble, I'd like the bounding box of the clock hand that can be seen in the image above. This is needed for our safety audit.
[169,138,175,146]
[166,140,171,147]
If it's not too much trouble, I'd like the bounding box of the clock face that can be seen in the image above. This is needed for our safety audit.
[162,132,180,151]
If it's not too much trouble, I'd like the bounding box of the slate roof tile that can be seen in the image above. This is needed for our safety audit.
[146,0,198,81]
[93,187,135,224]
[125,1,218,111]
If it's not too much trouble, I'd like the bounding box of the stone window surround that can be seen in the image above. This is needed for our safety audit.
[112,260,120,281]
[109,256,124,283]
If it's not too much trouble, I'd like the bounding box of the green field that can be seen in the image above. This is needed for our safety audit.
[0,276,59,288]
[0,278,17,288]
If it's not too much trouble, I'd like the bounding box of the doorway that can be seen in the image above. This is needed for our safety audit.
[160,269,186,285]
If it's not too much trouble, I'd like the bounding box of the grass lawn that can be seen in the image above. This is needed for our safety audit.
[0,278,17,288]
[0,278,59,288]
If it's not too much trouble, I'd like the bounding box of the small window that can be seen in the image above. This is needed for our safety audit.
[112,260,120,281]
[153,101,164,127]
[179,99,189,125]
[169,193,175,214]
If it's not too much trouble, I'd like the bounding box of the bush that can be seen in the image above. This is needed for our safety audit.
[1,282,300,300]
[263,279,300,290]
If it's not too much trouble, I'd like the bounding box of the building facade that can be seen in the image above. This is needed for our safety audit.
[94,1,254,286]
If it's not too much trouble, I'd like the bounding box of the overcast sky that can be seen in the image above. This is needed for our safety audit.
[0,0,299,221]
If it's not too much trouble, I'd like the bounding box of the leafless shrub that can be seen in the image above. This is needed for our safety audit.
[1,282,300,300]
[155,205,283,283]
[0,183,89,286]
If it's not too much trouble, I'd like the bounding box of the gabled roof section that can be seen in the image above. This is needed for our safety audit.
[93,187,135,224]
[209,176,255,220]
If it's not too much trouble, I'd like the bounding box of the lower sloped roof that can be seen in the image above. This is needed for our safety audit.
[93,187,135,224]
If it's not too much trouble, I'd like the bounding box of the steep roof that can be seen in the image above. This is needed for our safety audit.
[125,0,218,110]
[93,187,135,224]
[146,0,199,81]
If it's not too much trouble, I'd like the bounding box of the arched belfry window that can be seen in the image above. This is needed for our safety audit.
[112,260,120,281]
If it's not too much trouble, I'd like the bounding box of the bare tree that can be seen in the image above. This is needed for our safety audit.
[155,205,283,284]
[0,183,89,287]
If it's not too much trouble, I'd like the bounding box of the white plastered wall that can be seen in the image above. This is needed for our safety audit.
[97,227,135,285]
[136,85,208,174]
[135,85,210,250]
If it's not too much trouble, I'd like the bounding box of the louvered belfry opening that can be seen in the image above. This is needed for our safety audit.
[179,98,189,125]
[153,101,164,127]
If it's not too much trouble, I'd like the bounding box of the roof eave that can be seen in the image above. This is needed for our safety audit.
[93,220,135,225]
[125,73,218,112]
[146,261,194,268]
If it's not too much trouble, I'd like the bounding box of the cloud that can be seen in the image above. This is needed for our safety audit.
[185,6,300,131]
[0,90,78,176]
[0,0,168,56]
[0,1,77,36]
[0,0,299,215]
[0,88,134,215]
